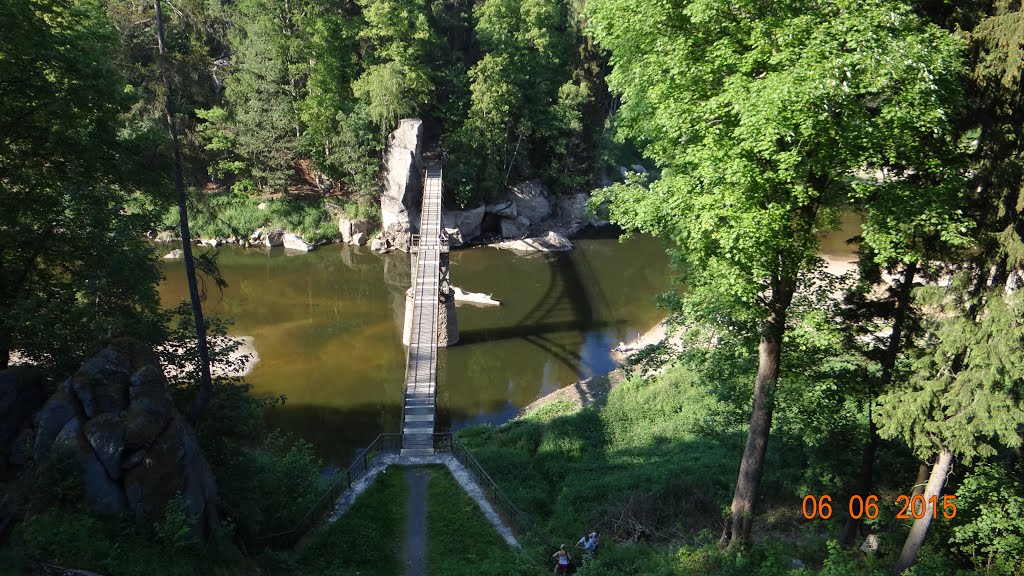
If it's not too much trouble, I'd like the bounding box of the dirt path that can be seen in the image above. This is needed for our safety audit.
[402,468,431,576]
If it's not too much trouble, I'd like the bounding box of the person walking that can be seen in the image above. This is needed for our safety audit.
[552,544,572,574]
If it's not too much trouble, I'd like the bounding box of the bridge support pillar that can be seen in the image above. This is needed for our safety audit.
[438,251,458,347]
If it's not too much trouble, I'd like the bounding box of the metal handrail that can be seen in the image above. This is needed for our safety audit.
[252,430,553,553]
[253,433,402,548]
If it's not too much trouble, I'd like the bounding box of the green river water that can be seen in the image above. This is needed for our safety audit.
[159,233,671,464]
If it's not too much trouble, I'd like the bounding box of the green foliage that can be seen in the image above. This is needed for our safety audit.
[24,448,83,513]
[162,192,343,242]
[6,508,242,576]
[876,287,1024,462]
[448,0,596,201]
[0,0,165,372]
[155,493,198,551]
[948,462,1024,575]
[588,0,966,331]
[217,431,323,539]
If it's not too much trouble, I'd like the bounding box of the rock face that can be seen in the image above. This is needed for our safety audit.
[499,216,531,239]
[339,217,371,245]
[509,180,552,223]
[485,198,517,219]
[441,204,486,242]
[0,366,45,477]
[378,119,424,252]
[33,339,218,539]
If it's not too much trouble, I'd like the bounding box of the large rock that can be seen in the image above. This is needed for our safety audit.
[264,229,285,247]
[35,340,218,538]
[499,216,531,239]
[34,388,77,461]
[493,231,573,253]
[509,180,551,223]
[54,418,127,516]
[124,418,217,539]
[283,233,314,252]
[379,119,424,252]
[84,413,125,480]
[339,217,371,245]
[485,198,517,219]
[71,347,132,418]
[443,227,464,248]
[0,366,44,475]
[441,204,486,242]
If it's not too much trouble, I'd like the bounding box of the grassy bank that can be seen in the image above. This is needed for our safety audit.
[456,365,975,576]
[425,466,535,576]
[161,192,375,244]
[261,468,407,576]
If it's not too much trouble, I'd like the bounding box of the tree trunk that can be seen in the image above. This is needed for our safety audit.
[720,305,788,549]
[894,448,953,574]
[153,0,214,426]
[910,462,930,498]
[840,262,917,547]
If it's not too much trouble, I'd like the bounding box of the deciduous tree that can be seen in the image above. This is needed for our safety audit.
[587,0,965,548]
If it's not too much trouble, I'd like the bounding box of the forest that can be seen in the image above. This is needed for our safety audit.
[1,0,1024,574]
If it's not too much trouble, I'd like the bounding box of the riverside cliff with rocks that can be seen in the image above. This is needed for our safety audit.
[156,118,639,258]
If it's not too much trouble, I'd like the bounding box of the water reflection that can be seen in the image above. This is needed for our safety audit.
[159,234,669,464]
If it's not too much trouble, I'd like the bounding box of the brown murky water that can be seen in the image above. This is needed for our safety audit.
[159,233,670,463]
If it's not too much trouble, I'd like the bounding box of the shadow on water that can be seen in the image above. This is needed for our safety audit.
[458,249,622,376]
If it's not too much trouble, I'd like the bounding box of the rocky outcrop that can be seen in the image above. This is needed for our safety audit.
[509,180,551,223]
[339,217,371,246]
[499,216,531,239]
[377,119,424,252]
[283,233,314,252]
[0,366,45,477]
[33,339,218,539]
[492,231,573,253]
[485,198,517,219]
[264,229,285,247]
[441,204,486,242]
[162,249,184,260]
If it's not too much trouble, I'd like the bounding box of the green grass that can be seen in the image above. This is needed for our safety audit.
[266,468,407,576]
[458,365,746,542]
[161,192,377,244]
[425,466,538,576]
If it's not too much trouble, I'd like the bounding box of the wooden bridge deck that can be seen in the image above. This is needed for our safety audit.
[401,165,443,456]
